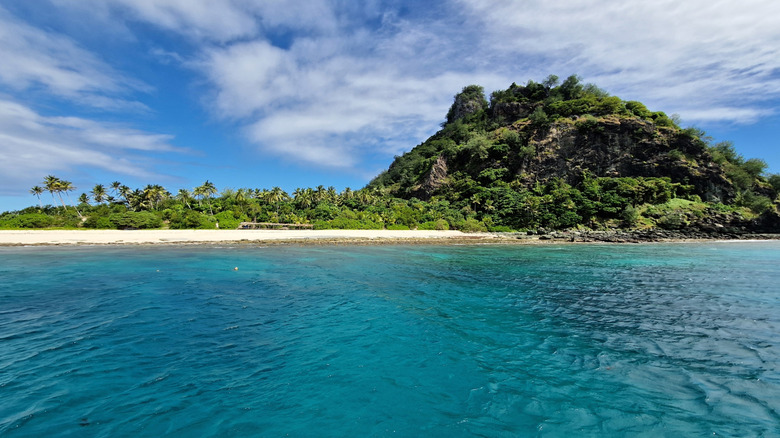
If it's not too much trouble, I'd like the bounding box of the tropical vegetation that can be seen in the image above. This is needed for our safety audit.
[2,76,779,232]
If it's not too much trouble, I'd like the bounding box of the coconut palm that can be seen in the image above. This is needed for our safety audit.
[293,187,314,210]
[110,181,122,197]
[176,189,193,209]
[143,184,169,210]
[357,189,374,206]
[314,185,326,203]
[267,186,288,215]
[127,189,144,211]
[194,180,217,215]
[58,179,83,218]
[341,187,354,204]
[43,175,64,209]
[234,188,249,213]
[255,189,269,207]
[91,184,107,204]
[327,186,338,204]
[470,194,481,212]
[30,186,44,208]
[118,185,131,206]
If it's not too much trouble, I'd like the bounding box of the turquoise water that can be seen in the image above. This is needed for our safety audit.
[1,242,779,437]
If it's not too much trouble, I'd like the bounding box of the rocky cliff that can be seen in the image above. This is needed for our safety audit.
[368,77,778,231]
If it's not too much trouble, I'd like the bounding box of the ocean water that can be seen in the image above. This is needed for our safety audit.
[1,242,779,437]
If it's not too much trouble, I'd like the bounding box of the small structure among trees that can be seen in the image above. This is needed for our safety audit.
[237,222,314,230]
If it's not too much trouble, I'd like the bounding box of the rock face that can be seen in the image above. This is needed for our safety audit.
[368,79,778,233]
[491,101,534,123]
[407,114,734,204]
[445,85,488,124]
[514,116,735,203]
[414,155,448,199]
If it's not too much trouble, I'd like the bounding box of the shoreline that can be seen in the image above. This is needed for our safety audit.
[0,229,490,246]
[1,229,779,247]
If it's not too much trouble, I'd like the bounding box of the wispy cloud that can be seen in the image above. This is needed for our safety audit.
[5,0,780,199]
[203,45,497,166]
[457,0,780,123]
[0,4,184,199]
[0,98,178,196]
[59,0,341,42]
[0,5,149,111]
[187,0,780,169]
[197,10,506,167]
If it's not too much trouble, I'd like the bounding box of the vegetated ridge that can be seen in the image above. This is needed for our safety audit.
[3,75,780,235]
[368,75,780,233]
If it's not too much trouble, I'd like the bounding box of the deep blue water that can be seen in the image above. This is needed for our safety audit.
[1,242,779,437]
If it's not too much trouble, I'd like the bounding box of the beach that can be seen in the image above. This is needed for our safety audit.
[2,229,779,246]
[0,229,496,246]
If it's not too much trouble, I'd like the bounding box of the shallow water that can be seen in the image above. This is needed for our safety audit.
[1,242,779,436]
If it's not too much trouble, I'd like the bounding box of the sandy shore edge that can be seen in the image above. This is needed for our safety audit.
[0,229,502,246]
[1,229,778,246]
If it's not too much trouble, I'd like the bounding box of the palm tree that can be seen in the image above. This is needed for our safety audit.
[314,185,326,203]
[293,187,314,210]
[30,186,44,208]
[43,175,64,210]
[142,184,169,210]
[194,180,217,215]
[118,185,131,207]
[357,189,374,206]
[267,186,288,215]
[58,179,83,218]
[234,188,249,213]
[91,184,107,204]
[127,189,144,211]
[78,193,90,205]
[110,181,122,197]
[327,186,338,204]
[176,189,193,209]
[341,187,354,204]
[470,194,482,212]
[255,189,270,208]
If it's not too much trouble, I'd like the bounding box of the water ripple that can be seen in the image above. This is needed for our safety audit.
[0,243,778,436]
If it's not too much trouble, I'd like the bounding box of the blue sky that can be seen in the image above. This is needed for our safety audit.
[1,0,779,212]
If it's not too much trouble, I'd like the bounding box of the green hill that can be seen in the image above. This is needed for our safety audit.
[368,76,780,232]
[4,76,779,234]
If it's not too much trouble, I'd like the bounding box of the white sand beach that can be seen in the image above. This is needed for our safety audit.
[0,229,493,246]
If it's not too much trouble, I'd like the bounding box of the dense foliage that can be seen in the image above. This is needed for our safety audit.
[367,76,779,231]
[3,77,779,232]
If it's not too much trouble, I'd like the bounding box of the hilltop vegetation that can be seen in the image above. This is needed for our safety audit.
[3,76,780,233]
[369,75,780,232]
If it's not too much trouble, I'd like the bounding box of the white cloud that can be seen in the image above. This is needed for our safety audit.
[0,5,149,110]
[55,0,341,42]
[456,0,780,122]
[194,0,780,170]
[199,21,506,167]
[10,0,780,188]
[0,98,179,196]
[104,0,259,41]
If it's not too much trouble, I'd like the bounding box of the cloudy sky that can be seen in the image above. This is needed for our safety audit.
[1,0,779,211]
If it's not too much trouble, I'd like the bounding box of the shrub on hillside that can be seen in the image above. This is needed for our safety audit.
[84,214,114,229]
[9,213,54,228]
[109,212,162,229]
[418,219,450,230]
[459,218,488,232]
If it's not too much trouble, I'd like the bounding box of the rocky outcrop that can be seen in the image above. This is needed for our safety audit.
[515,116,735,203]
[414,155,448,199]
[491,102,535,123]
[445,85,488,124]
